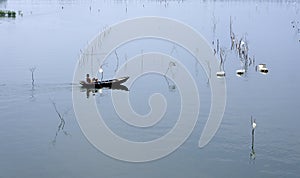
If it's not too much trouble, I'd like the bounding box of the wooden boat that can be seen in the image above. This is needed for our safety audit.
[80,76,129,89]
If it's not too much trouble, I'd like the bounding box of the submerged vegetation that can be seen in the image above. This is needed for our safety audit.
[50,100,71,146]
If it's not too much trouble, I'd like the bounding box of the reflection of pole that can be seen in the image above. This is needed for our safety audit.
[252,129,255,150]
[50,100,70,146]
[29,67,36,87]
[205,60,211,86]
[163,75,176,92]
[250,128,256,160]
[250,116,256,160]
[165,67,170,76]
[164,62,176,92]
[114,50,119,73]
[29,67,36,99]
[164,75,170,87]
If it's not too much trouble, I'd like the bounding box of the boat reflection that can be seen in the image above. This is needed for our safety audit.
[81,84,129,98]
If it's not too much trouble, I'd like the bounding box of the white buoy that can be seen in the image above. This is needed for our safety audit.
[236,69,245,76]
[252,121,257,129]
[257,64,268,74]
[216,71,225,78]
[251,116,257,129]
[98,67,104,81]
[258,64,266,69]
[260,68,268,74]
[240,40,246,51]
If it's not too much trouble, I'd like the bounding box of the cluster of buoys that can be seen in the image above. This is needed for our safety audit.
[215,17,270,78]
[236,63,269,77]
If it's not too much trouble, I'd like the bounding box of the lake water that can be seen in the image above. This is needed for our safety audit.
[1,0,300,177]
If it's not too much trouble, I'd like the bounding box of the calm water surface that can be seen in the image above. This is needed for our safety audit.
[1,0,300,177]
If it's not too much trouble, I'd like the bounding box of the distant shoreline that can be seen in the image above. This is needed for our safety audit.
[0,9,16,18]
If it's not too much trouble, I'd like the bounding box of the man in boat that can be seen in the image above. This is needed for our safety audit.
[86,74,92,83]
[92,77,99,84]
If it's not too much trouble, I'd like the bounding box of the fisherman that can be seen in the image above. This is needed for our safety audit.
[92,77,99,83]
[86,74,91,83]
